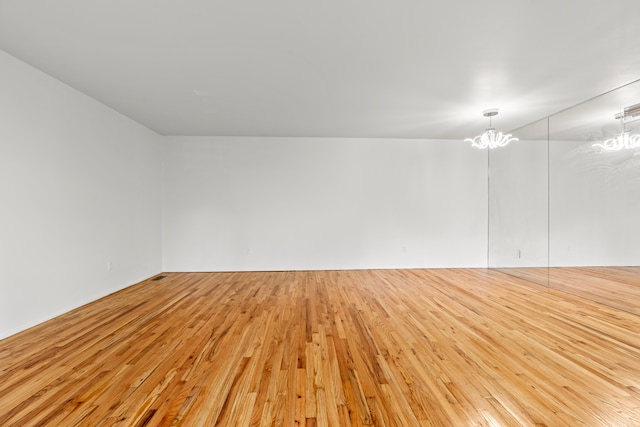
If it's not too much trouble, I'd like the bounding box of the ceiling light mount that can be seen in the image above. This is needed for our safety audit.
[483,108,499,118]
[465,108,518,149]
[614,102,640,123]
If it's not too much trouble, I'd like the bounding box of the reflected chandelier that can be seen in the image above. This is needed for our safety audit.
[592,132,640,151]
[593,105,640,152]
[465,109,518,149]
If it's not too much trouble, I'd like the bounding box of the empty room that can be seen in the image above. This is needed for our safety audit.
[1,1,639,426]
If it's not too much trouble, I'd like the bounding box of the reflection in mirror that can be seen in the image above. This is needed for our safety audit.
[548,79,640,315]
[592,104,640,151]
[488,118,549,287]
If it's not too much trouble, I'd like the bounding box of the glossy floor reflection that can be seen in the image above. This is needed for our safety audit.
[495,267,640,316]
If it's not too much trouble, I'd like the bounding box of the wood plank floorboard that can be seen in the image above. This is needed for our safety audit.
[494,266,640,315]
[1,269,639,426]
[550,267,640,315]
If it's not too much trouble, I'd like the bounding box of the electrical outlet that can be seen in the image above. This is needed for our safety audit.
[516,250,521,259]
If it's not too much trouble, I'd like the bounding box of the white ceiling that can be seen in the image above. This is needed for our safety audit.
[1,0,640,139]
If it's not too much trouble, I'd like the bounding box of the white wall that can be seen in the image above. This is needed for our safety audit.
[0,51,162,339]
[162,136,488,271]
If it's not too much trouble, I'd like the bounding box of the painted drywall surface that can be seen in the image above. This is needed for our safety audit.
[488,139,549,268]
[0,51,162,339]
[162,136,488,271]
[549,140,640,267]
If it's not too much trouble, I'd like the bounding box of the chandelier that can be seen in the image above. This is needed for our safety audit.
[592,132,640,151]
[465,109,518,149]
[593,106,640,152]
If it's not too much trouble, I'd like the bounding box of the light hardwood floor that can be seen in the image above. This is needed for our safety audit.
[550,267,640,315]
[1,269,639,426]
[495,266,640,315]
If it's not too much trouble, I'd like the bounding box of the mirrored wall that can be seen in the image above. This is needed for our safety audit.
[489,79,640,314]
